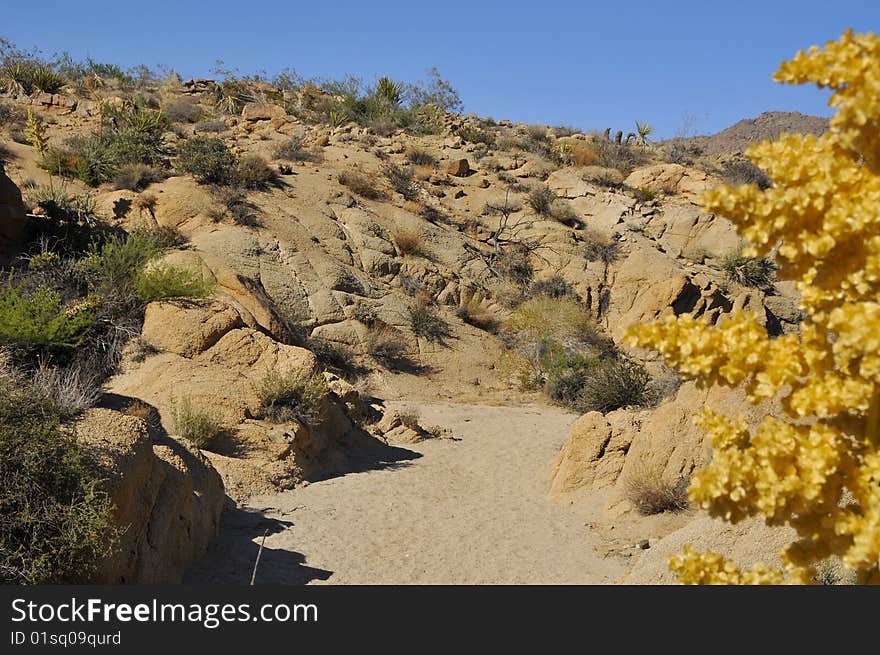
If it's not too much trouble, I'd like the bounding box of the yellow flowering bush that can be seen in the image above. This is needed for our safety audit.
[625,29,880,584]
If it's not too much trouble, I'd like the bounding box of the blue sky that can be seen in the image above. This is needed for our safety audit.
[3,1,878,138]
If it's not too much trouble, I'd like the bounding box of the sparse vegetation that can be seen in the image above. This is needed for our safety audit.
[0,364,115,584]
[256,368,326,424]
[527,185,556,216]
[134,265,214,302]
[393,227,426,257]
[273,136,318,162]
[576,356,651,413]
[172,396,225,448]
[456,300,497,332]
[175,135,236,184]
[381,162,419,200]
[338,170,383,199]
[365,325,411,369]
[406,148,436,166]
[720,158,772,190]
[720,247,775,289]
[625,466,690,515]
[408,301,450,342]
[235,154,279,190]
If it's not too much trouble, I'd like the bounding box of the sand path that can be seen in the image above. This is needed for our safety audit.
[187,402,625,584]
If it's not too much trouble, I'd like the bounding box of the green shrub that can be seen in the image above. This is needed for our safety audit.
[0,285,97,360]
[273,137,317,162]
[176,136,236,184]
[256,369,326,424]
[575,356,650,413]
[172,396,224,448]
[456,124,495,146]
[720,247,776,289]
[0,61,65,95]
[0,372,116,584]
[29,185,99,225]
[134,266,213,302]
[407,301,450,342]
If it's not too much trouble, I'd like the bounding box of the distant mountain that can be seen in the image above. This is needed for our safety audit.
[671,111,829,156]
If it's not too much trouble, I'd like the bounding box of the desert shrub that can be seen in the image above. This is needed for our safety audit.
[551,139,598,167]
[393,227,425,256]
[575,356,650,413]
[720,159,772,190]
[31,362,101,420]
[381,162,419,200]
[273,136,317,162]
[209,188,261,226]
[584,233,621,264]
[365,325,411,368]
[338,170,383,199]
[494,245,534,288]
[172,396,224,448]
[0,371,115,584]
[398,410,420,430]
[162,98,201,123]
[456,300,497,332]
[456,124,495,146]
[0,285,97,361]
[527,185,556,216]
[590,139,648,174]
[408,301,450,342]
[625,466,690,515]
[29,185,99,225]
[256,368,326,424]
[352,301,380,326]
[102,104,170,167]
[529,276,580,300]
[134,265,213,302]
[632,186,657,203]
[0,101,24,127]
[235,154,279,190]
[133,192,159,218]
[306,337,364,380]
[112,163,165,191]
[176,136,236,184]
[406,148,436,166]
[720,247,775,289]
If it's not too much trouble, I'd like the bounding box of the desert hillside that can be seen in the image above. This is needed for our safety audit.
[0,57,825,584]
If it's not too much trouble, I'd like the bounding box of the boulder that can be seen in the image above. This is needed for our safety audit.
[547,169,599,199]
[242,102,287,122]
[624,163,718,200]
[446,158,470,177]
[78,409,224,583]
[0,165,26,259]
[141,299,244,358]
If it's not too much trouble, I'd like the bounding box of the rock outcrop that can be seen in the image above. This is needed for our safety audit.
[0,164,26,261]
[77,409,225,584]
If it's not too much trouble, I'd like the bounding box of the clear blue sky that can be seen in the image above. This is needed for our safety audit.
[3,1,879,138]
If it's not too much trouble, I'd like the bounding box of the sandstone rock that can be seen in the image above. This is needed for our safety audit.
[446,158,470,177]
[623,516,794,584]
[141,299,244,358]
[624,163,718,200]
[78,409,224,583]
[0,165,26,260]
[547,169,599,199]
[242,102,287,122]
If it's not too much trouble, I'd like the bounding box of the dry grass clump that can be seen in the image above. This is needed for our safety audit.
[172,396,225,449]
[381,162,419,200]
[338,169,384,199]
[624,464,690,515]
[393,227,427,257]
[365,325,411,369]
[456,300,498,332]
[575,355,650,413]
[408,301,451,342]
[583,232,622,264]
[406,148,437,166]
[255,368,326,424]
[721,247,776,290]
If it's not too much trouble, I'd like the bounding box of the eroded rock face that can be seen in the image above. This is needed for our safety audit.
[77,409,224,584]
[549,380,775,512]
[0,164,26,261]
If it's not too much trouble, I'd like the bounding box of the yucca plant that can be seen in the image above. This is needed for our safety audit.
[376,76,403,105]
[635,120,654,146]
[329,110,348,128]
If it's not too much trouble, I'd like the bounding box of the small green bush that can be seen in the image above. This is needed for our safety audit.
[256,369,326,424]
[0,373,115,584]
[0,285,97,360]
[112,163,165,191]
[176,136,236,184]
[172,396,224,448]
[134,265,213,302]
